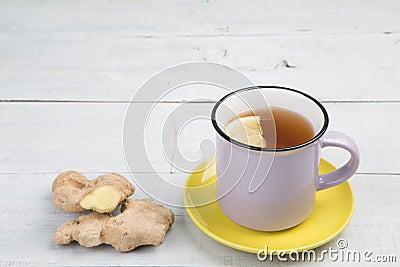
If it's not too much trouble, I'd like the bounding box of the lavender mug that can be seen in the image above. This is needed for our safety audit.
[211,86,360,231]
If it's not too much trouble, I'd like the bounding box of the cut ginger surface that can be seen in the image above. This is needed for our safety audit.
[52,171,135,213]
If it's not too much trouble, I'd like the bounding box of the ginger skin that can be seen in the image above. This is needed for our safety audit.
[54,198,175,252]
[52,171,135,213]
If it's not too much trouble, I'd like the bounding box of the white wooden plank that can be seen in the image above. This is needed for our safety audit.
[0,0,399,37]
[0,103,400,173]
[0,102,399,174]
[0,34,399,101]
[0,173,397,266]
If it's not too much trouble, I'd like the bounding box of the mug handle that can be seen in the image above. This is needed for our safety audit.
[316,131,360,191]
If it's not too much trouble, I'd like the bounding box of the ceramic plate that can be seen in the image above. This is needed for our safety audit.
[184,159,354,254]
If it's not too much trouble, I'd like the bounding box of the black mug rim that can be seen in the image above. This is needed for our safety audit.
[211,85,329,152]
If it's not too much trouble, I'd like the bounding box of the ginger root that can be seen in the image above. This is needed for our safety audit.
[52,171,135,213]
[54,198,175,252]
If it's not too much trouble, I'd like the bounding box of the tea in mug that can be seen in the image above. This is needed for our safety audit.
[225,107,315,149]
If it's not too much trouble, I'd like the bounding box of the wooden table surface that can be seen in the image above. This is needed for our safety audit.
[1,0,399,266]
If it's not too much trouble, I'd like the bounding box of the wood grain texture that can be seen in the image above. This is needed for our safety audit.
[0,102,399,174]
[0,1,399,102]
[0,0,399,36]
[1,34,399,102]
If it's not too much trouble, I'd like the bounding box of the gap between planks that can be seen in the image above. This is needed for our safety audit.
[2,31,400,40]
[2,99,400,104]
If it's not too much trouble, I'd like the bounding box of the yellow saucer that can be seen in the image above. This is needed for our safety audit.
[184,159,354,254]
